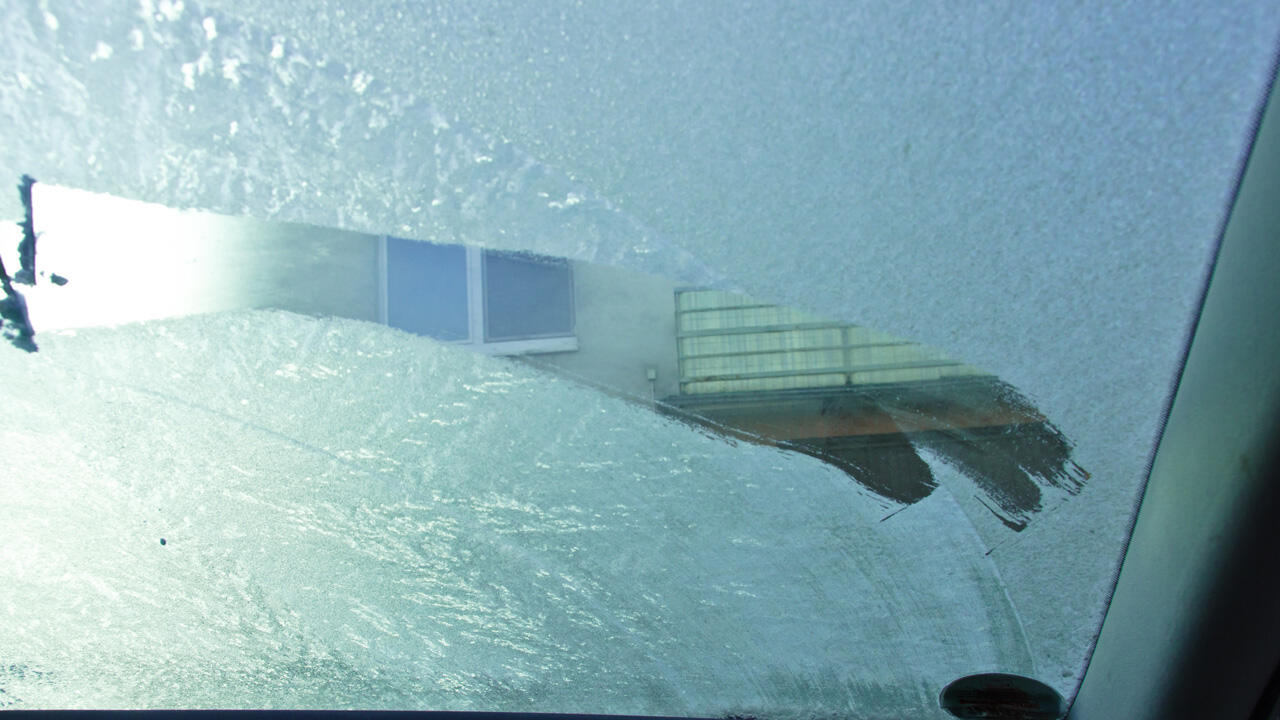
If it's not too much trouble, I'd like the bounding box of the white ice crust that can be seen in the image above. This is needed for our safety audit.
[5,312,1027,717]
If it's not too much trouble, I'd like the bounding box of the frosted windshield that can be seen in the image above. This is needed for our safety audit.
[2,1,1279,718]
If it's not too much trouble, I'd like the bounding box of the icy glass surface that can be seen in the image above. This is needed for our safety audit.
[3,311,1028,716]
[2,0,1280,716]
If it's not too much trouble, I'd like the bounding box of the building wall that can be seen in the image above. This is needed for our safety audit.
[530,260,680,401]
[225,216,381,322]
[28,185,380,330]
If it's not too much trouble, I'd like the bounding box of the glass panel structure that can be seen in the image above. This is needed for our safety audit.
[385,237,469,341]
[483,250,574,341]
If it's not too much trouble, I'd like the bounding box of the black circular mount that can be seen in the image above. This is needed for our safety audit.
[939,672,1064,719]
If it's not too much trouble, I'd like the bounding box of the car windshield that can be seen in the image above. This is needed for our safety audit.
[1,2,1278,718]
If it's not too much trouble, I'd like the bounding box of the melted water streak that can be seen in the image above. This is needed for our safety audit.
[665,376,1089,532]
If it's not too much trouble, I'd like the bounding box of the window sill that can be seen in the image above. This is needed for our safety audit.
[472,336,579,356]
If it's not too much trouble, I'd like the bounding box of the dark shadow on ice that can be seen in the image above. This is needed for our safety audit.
[1,176,39,351]
[0,252,36,352]
[653,288,1089,532]
[661,377,1088,532]
[14,175,36,285]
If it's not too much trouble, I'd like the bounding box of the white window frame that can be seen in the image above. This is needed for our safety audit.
[378,237,578,355]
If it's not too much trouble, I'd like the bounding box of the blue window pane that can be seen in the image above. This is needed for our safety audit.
[483,250,574,341]
[386,237,469,341]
